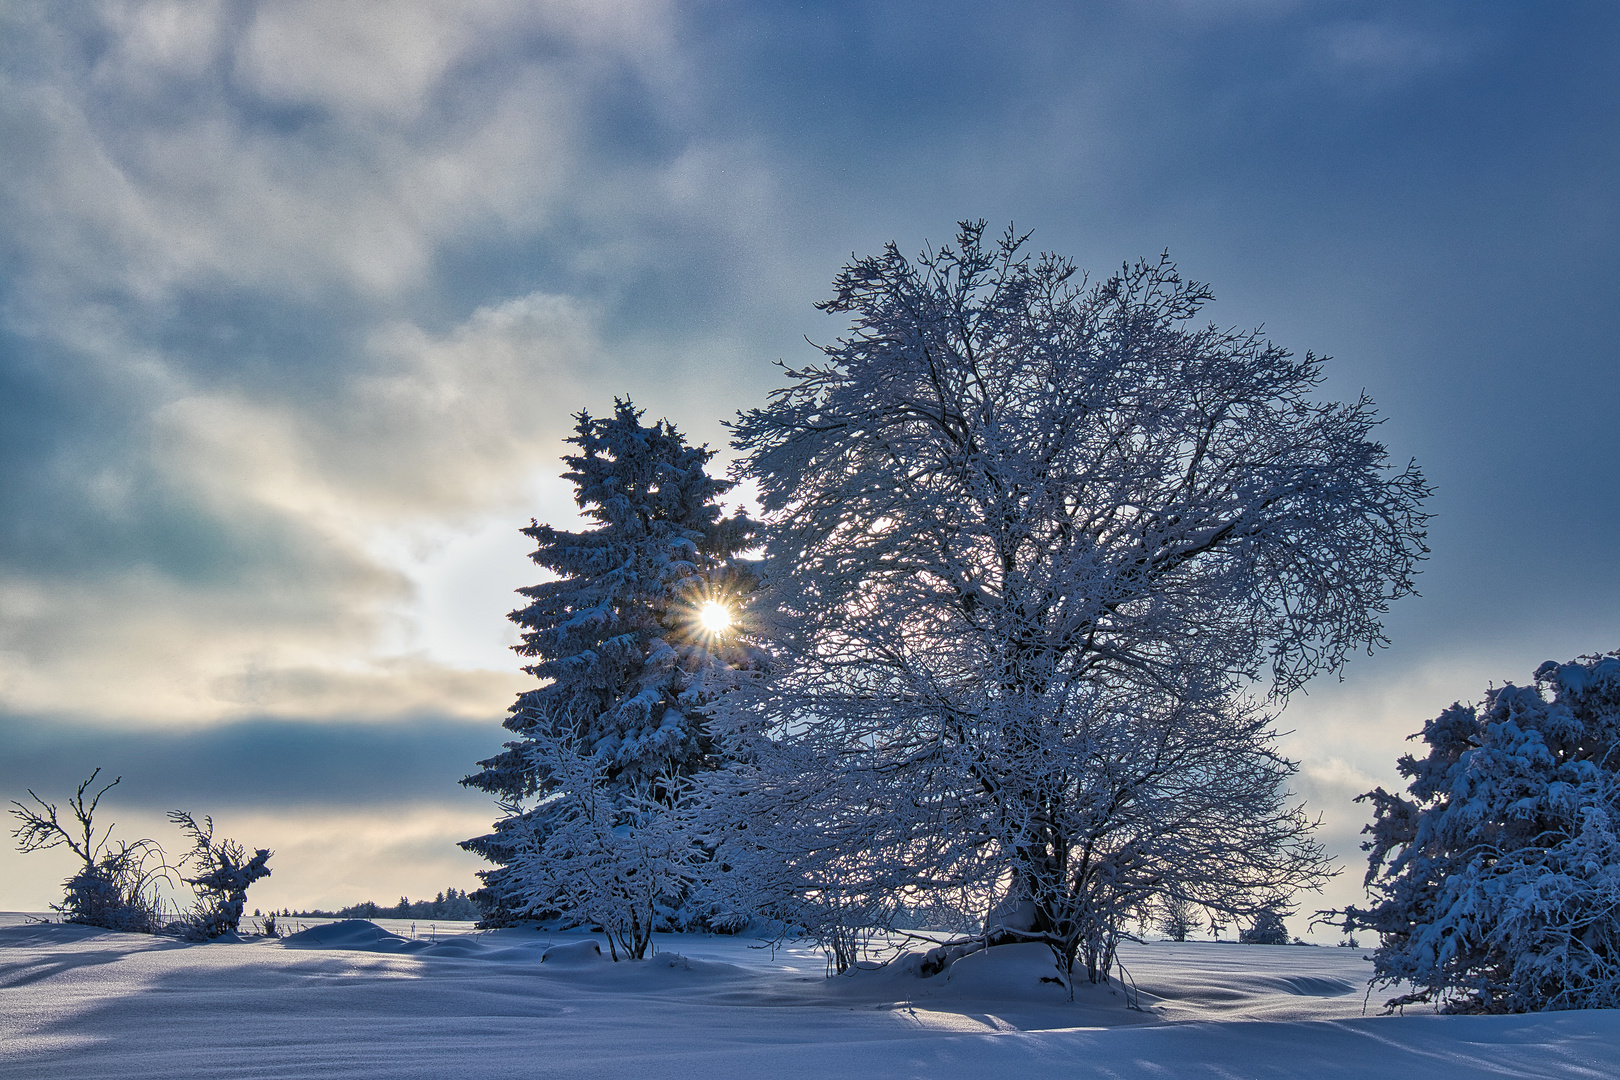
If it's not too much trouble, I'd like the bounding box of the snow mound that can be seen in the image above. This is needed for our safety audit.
[279,919,430,953]
[542,939,605,964]
[817,942,1148,1030]
[410,937,500,958]
[919,943,1075,1002]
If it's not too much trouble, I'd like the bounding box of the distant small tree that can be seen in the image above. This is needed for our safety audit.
[462,398,760,944]
[1158,896,1203,942]
[428,888,480,920]
[1336,653,1620,1013]
[9,770,171,933]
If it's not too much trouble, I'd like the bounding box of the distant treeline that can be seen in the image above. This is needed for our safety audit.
[258,888,482,922]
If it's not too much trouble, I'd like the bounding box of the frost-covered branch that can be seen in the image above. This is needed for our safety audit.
[10,769,175,933]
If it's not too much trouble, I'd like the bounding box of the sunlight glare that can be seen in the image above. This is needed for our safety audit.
[699,601,733,634]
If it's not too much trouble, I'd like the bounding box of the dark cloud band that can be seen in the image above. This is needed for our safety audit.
[0,713,502,810]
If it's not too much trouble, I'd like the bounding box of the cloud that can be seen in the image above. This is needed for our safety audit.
[1315,19,1476,86]
[0,0,793,728]
[0,289,601,723]
[0,0,697,323]
[0,711,503,805]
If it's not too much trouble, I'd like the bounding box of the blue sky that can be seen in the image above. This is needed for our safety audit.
[2,1,1616,928]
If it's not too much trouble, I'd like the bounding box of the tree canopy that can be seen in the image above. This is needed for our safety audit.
[716,222,1429,983]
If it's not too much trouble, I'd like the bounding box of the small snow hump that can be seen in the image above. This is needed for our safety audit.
[542,939,605,965]
[280,920,411,951]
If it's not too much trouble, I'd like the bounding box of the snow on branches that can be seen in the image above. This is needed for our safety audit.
[719,221,1427,984]
[1338,653,1620,1013]
[499,734,701,961]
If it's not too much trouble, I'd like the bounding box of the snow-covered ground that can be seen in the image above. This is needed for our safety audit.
[2,916,1616,1079]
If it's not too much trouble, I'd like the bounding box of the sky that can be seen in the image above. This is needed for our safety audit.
[2,0,1617,932]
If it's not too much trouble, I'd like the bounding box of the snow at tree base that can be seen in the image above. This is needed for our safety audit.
[461,399,759,954]
[1339,652,1620,1013]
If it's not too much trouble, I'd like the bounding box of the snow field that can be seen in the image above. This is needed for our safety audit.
[2,921,1616,1079]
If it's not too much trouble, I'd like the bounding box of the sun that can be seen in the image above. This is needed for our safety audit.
[698,600,733,634]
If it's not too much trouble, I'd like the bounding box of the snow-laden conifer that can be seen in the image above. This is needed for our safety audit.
[1339,653,1620,1012]
[716,222,1428,985]
[463,399,757,945]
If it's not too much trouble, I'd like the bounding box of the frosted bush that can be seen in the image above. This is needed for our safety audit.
[1339,653,1620,1012]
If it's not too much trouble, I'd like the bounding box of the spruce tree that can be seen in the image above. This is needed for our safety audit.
[462,398,756,938]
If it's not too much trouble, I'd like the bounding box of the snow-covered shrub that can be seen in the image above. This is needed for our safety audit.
[515,748,699,958]
[462,399,759,938]
[57,843,172,933]
[1239,907,1291,944]
[501,734,700,960]
[722,222,1426,984]
[9,770,173,933]
[1338,653,1620,1012]
[170,810,272,939]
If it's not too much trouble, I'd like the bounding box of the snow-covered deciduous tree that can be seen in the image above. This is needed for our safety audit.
[169,810,272,939]
[1157,896,1203,942]
[720,222,1428,985]
[462,399,758,941]
[498,732,701,960]
[1337,653,1620,1013]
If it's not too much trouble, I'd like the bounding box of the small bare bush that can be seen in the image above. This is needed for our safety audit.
[9,769,173,933]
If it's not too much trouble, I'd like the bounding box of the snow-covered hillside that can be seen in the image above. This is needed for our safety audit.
[2,919,1614,1079]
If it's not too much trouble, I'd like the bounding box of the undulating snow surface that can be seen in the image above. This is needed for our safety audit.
[2,917,1616,1079]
